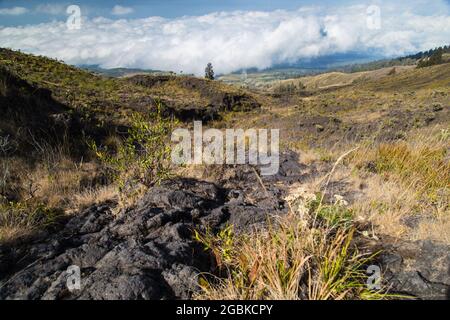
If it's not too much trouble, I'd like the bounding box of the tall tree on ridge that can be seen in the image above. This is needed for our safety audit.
[205,63,214,80]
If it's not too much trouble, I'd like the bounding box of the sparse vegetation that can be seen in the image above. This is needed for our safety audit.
[194,189,384,300]
[0,47,448,300]
[273,81,305,95]
[89,102,178,197]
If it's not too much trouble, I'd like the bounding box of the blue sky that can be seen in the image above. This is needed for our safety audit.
[0,0,449,74]
[0,0,355,25]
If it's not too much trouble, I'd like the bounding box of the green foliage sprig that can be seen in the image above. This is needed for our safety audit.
[89,102,178,193]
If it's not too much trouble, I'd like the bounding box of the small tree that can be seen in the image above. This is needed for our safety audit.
[89,101,177,194]
[205,63,214,80]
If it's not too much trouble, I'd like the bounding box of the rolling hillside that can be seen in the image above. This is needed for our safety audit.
[0,48,449,300]
[0,48,260,125]
[271,65,415,91]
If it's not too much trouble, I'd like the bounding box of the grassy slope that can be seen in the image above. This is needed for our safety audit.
[224,63,449,149]
[0,48,259,125]
[365,62,450,91]
[272,65,415,91]
[216,60,449,241]
[0,48,261,242]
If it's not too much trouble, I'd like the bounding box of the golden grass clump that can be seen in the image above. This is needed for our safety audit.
[194,187,384,300]
[0,201,64,243]
[352,129,449,200]
[194,219,382,300]
[342,128,450,243]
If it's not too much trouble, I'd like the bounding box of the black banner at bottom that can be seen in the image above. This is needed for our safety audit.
[0,300,448,318]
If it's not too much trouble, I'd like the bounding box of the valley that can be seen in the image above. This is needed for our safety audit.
[0,48,449,300]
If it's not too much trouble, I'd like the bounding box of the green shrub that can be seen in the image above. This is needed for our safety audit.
[89,102,178,192]
[308,193,354,228]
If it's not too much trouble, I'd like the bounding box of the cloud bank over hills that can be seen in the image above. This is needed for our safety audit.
[0,0,449,75]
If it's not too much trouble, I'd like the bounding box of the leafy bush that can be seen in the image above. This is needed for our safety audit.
[89,102,178,192]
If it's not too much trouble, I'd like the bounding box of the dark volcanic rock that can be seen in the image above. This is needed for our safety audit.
[127,75,261,121]
[127,75,173,88]
[0,178,282,300]
[380,240,450,300]
[1,150,448,300]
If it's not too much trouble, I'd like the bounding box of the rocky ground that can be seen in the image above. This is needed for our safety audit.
[0,157,286,299]
[0,152,448,300]
[0,49,448,300]
[380,238,450,299]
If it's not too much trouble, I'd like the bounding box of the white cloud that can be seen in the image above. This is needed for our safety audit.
[0,1,449,75]
[111,5,134,16]
[0,7,28,15]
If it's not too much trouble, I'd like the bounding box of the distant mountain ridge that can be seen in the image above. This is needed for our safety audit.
[79,65,167,78]
[333,45,450,73]
[77,46,449,82]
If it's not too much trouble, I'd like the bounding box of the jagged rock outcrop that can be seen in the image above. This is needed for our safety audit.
[380,240,450,300]
[128,75,261,121]
[1,152,448,300]
[0,175,285,300]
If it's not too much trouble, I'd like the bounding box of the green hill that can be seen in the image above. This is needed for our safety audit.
[0,48,260,125]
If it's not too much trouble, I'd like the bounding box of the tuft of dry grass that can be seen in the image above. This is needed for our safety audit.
[70,185,118,210]
[0,141,108,242]
[194,187,384,300]
[194,219,382,300]
[0,201,64,243]
[352,129,449,199]
[346,128,449,243]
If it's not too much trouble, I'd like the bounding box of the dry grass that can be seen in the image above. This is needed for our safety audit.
[353,128,448,187]
[413,214,450,243]
[333,127,450,243]
[194,217,382,300]
[0,201,63,243]
[194,181,384,300]
[18,156,102,208]
[70,185,118,210]
[0,144,108,242]
[351,171,449,243]
[354,141,449,198]
[352,176,414,239]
